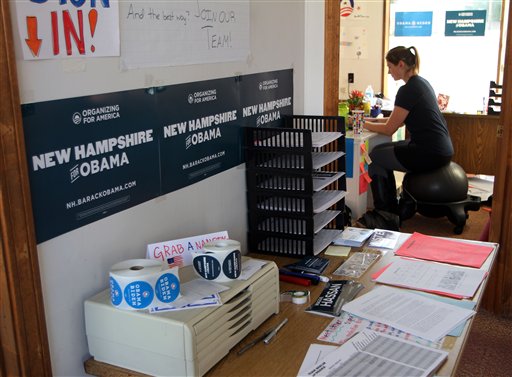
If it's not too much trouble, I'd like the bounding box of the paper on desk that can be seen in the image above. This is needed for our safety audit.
[317,291,475,344]
[239,258,269,280]
[317,311,442,348]
[297,344,338,376]
[299,330,448,377]
[341,286,475,342]
[149,261,267,313]
[371,257,487,298]
[149,294,222,313]
[413,291,476,337]
[333,227,374,247]
[149,278,228,313]
[367,229,400,249]
[395,232,494,268]
[324,245,351,257]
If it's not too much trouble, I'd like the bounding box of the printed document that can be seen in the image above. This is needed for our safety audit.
[298,344,338,376]
[341,286,475,342]
[149,279,228,313]
[367,229,401,249]
[333,227,374,247]
[317,312,442,349]
[299,330,448,377]
[372,257,487,298]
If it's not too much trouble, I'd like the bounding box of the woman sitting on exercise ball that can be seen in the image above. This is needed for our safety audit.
[358,46,454,230]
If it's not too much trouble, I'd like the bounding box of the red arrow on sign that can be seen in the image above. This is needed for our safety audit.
[25,16,42,57]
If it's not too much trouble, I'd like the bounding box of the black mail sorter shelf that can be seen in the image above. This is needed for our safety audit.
[488,81,502,115]
[245,115,347,257]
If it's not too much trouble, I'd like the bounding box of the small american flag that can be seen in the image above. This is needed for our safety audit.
[166,256,184,268]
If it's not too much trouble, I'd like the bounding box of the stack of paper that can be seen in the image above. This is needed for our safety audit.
[341,286,476,342]
[332,227,374,247]
[317,311,442,348]
[395,232,495,268]
[468,175,494,201]
[367,229,400,249]
[299,330,448,377]
[371,258,487,299]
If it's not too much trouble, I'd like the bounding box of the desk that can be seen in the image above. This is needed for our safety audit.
[345,130,389,220]
[84,234,498,377]
[345,128,405,220]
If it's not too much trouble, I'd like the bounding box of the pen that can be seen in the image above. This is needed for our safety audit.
[237,329,273,355]
[300,271,330,283]
[279,274,312,286]
[279,269,320,284]
[279,269,330,283]
[263,318,288,344]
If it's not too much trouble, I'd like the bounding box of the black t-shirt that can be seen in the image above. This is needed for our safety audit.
[395,75,454,157]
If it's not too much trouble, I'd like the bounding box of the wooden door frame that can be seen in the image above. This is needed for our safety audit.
[324,0,340,116]
[0,2,52,376]
[483,3,512,317]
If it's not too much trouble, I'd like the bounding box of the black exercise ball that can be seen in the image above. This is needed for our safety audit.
[402,162,468,203]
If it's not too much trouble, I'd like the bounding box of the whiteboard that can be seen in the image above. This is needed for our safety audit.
[120,0,250,69]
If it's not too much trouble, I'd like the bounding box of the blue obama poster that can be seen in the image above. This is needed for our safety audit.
[22,89,161,243]
[155,77,242,194]
[395,12,433,37]
[239,69,294,128]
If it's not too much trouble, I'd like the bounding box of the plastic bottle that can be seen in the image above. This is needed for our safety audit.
[364,85,374,105]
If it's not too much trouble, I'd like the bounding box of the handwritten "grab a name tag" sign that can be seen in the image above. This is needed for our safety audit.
[146,230,229,268]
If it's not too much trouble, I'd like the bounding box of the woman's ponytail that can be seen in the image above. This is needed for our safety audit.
[386,46,420,74]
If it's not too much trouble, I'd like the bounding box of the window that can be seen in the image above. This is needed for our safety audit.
[386,0,507,114]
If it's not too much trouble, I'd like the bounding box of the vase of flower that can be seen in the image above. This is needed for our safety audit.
[347,90,365,112]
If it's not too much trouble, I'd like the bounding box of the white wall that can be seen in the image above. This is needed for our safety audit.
[9,1,322,375]
[339,0,384,100]
[304,1,325,114]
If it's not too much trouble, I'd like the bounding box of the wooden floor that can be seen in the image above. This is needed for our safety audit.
[398,201,490,241]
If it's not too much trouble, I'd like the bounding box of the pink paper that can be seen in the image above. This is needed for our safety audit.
[395,232,494,268]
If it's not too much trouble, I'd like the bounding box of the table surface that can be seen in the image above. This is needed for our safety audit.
[84,234,498,377]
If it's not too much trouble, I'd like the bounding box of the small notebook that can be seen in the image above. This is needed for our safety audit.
[284,256,329,274]
[367,229,400,249]
[333,227,374,247]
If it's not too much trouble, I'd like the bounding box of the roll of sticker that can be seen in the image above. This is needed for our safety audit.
[109,259,180,311]
[192,239,242,282]
[280,290,310,305]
